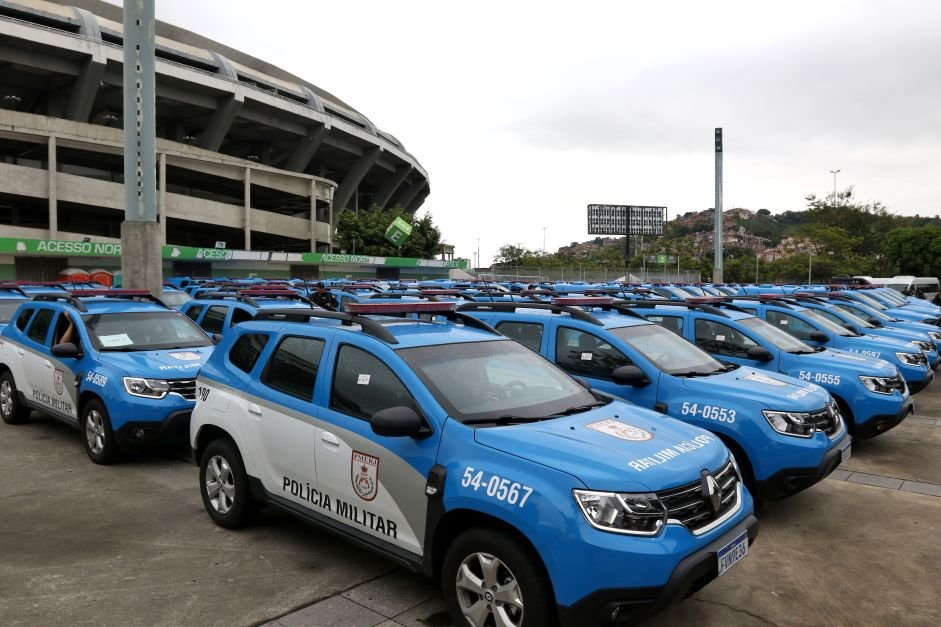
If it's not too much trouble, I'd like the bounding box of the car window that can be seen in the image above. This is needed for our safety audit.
[200,306,228,334]
[330,345,419,421]
[230,308,254,326]
[261,336,324,401]
[766,311,819,341]
[694,319,758,358]
[229,333,270,374]
[0,299,24,324]
[15,307,34,331]
[555,326,631,380]
[495,321,544,352]
[26,309,54,345]
[737,306,758,315]
[184,304,204,321]
[645,314,683,336]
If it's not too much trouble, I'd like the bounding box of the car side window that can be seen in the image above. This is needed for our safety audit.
[184,304,204,321]
[229,333,270,374]
[645,315,683,336]
[495,321,544,352]
[555,326,631,380]
[261,336,324,401]
[737,307,758,315]
[26,309,54,345]
[200,306,228,334]
[330,345,420,421]
[694,320,758,358]
[15,307,34,331]
[766,311,817,341]
[230,308,254,326]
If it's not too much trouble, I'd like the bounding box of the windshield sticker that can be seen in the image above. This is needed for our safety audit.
[744,372,787,386]
[716,335,726,341]
[586,419,653,441]
[581,352,593,361]
[357,374,371,385]
[627,434,716,472]
[169,351,201,361]
[99,333,132,347]
[778,319,788,325]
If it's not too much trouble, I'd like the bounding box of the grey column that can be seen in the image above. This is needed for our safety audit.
[328,186,334,250]
[197,93,243,153]
[244,166,252,250]
[158,152,167,244]
[394,180,426,213]
[310,179,317,252]
[374,164,412,209]
[66,8,104,122]
[405,184,429,214]
[286,125,327,173]
[48,135,57,237]
[332,147,380,216]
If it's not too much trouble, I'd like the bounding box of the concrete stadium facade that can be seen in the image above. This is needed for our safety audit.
[0,0,431,279]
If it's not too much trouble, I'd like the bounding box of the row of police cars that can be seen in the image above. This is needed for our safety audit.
[0,276,937,626]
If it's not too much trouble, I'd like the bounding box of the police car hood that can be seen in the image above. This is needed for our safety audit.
[96,346,214,377]
[799,348,898,377]
[473,403,728,492]
[843,334,919,354]
[681,369,829,411]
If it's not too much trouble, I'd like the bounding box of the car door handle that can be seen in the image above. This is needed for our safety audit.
[320,431,340,447]
[15,348,24,357]
[247,403,262,416]
[44,361,52,369]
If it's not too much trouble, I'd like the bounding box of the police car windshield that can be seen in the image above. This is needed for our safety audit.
[816,305,874,329]
[0,300,23,323]
[739,317,814,353]
[835,302,890,322]
[608,324,725,375]
[800,309,856,336]
[851,292,888,310]
[160,291,193,307]
[83,311,212,351]
[399,340,601,425]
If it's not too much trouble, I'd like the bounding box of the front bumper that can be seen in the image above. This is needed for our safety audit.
[114,409,192,448]
[906,368,934,394]
[754,431,851,500]
[558,515,759,626]
[855,395,914,439]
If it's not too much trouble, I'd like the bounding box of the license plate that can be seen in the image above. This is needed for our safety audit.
[841,442,852,463]
[717,531,749,577]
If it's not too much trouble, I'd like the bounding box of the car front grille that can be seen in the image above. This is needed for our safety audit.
[806,402,842,436]
[657,460,739,534]
[168,379,197,401]
[885,375,907,394]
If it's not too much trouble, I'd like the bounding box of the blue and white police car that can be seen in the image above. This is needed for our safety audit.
[0,290,214,463]
[190,301,757,626]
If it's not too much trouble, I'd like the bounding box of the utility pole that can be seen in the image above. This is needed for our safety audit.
[121,0,161,295]
[542,227,546,254]
[713,128,724,283]
[830,169,841,206]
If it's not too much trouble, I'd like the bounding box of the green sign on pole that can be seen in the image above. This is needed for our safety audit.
[384,217,413,248]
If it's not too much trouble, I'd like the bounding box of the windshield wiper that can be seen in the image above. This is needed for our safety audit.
[548,401,607,417]
[671,370,714,377]
[462,415,549,426]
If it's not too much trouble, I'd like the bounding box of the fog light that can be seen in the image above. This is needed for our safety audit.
[134,428,147,439]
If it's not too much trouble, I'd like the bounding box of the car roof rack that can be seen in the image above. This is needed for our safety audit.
[457,300,648,325]
[727,295,796,309]
[33,289,170,311]
[253,304,500,345]
[0,284,28,296]
[613,298,751,317]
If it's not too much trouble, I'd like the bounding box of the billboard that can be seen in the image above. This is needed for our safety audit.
[587,205,667,236]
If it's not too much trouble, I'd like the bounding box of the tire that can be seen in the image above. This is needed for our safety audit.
[0,371,31,425]
[441,528,556,627]
[199,438,255,529]
[81,399,121,465]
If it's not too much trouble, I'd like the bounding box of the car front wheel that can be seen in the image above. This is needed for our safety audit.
[199,438,255,529]
[0,371,30,425]
[81,399,120,464]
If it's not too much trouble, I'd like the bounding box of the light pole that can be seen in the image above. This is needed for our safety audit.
[830,169,840,206]
[808,247,813,285]
[542,227,546,254]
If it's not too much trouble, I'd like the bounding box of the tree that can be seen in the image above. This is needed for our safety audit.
[884,227,941,277]
[335,206,442,258]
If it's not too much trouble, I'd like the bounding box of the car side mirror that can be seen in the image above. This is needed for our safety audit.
[842,323,856,332]
[809,331,828,342]
[371,406,426,438]
[212,333,224,344]
[611,365,651,387]
[868,318,883,327]
[51,342,81,359]
[745,346,774,362]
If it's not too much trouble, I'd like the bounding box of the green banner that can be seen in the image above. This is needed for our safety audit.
[0,237,122,256]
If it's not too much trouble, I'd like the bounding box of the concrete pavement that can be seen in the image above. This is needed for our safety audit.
[2,386,941,626]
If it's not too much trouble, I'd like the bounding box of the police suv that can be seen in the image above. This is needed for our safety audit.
[190,301,757,626]
[0,290,214,463]
[459,297,849,500]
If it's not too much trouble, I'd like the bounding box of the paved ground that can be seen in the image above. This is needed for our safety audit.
[2,387,941,626]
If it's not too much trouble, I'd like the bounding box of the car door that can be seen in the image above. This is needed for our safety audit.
[315,340,439,557]
[21,307,56,405]
[550,323,658,408]
[765,310,830,347]
[45,310,84,420]
[242,333,325,505]
[693,319,766,368]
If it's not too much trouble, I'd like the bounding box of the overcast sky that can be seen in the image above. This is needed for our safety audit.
[148,0,941,265]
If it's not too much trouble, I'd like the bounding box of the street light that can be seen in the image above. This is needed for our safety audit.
[476,238,481,279]
[542,227,546,254]
[830,169,841,206]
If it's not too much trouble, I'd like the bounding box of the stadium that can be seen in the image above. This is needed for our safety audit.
[0,0,450,280]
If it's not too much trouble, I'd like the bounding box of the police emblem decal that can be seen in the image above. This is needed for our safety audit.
[352,451,379,501]
[54,369,64,395]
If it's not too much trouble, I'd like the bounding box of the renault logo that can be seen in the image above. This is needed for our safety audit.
[700,471,722,514]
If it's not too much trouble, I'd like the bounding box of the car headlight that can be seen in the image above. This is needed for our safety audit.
[928,332,941,341]
[895,351,927,366]
[573,490,667,536]
[916,341,934,352]
[859,375,898,394]
[762,410,815,437]
[123,377,170,399]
